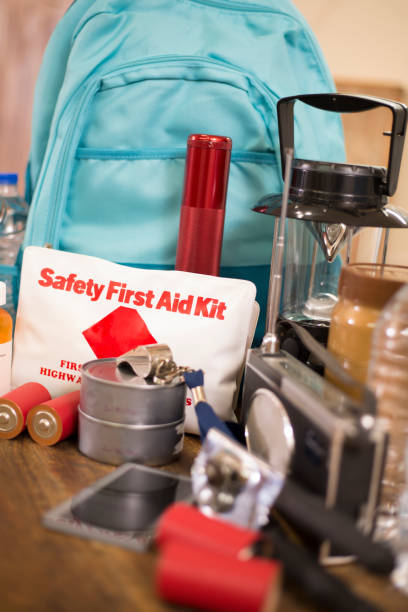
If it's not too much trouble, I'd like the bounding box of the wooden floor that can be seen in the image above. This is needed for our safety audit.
[0,433,408,612]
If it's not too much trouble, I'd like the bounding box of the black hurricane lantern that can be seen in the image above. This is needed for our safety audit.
[254,93,408,352]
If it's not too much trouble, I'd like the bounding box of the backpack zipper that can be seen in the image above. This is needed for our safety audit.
[75,148,277,165]
[44,55,279,247]
[190,0,291,12]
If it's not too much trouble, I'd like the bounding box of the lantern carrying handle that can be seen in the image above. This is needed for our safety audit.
[277,93,407,197]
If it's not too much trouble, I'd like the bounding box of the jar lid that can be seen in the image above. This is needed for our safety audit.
[338,263,408,309]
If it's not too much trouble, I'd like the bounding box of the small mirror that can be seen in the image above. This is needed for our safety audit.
[245,388,295,476]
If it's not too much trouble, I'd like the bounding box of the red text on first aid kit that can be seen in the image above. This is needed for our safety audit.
[38,268,228,319]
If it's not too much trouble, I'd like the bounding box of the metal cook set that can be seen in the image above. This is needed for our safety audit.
[78,345,188,466]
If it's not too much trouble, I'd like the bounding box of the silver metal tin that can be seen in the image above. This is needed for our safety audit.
[79,358,186,466]
[80,359,185,425]
[78,407,184,466]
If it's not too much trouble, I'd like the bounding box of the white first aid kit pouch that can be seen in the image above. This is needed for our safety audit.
[12,247,258,432]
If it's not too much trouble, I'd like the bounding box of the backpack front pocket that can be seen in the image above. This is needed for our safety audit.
[68,147,279,267]
[50,57,282,267]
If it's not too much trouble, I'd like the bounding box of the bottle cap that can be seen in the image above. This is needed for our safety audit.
[187,134,232,151]
[0,282,6,306]
[338,263,408,309]
[0,174,18,185]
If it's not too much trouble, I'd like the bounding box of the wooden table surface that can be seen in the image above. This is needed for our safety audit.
[1,432,407,612]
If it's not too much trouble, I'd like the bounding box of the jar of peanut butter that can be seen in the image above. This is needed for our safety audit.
[327,263,408,389]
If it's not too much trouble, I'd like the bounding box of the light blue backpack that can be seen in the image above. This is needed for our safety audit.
[24,0,345,343]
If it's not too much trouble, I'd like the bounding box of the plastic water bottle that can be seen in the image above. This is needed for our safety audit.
[0,281,13,395]
[367,282,408,540]
[391,442,408,594]
[0,174,28,318]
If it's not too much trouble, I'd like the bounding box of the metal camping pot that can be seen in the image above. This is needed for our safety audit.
[78,358,186,466]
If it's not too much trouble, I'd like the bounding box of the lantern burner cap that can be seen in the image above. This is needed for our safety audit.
[254,159,408,227]
[290,158,387,209]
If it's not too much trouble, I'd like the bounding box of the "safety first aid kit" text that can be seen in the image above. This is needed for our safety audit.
[38,267,228,319]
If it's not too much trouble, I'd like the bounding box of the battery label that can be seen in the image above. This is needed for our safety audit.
[0,340,12,396]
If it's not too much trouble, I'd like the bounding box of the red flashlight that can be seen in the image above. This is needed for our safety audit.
[175,133,232,276]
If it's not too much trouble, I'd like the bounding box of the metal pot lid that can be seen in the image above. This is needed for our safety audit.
[82,358,183,389]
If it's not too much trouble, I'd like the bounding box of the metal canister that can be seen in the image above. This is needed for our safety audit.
[79,359,186,466]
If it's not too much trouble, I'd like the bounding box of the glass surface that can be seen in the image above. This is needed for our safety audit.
[281,219,341,324]
[43,463,192,551]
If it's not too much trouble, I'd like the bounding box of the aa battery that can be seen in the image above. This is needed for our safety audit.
[27,390,80,446]
[0,382,51,440]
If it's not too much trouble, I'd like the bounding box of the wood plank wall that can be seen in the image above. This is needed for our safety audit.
[0,0,72,193]
[335,79,407,264]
